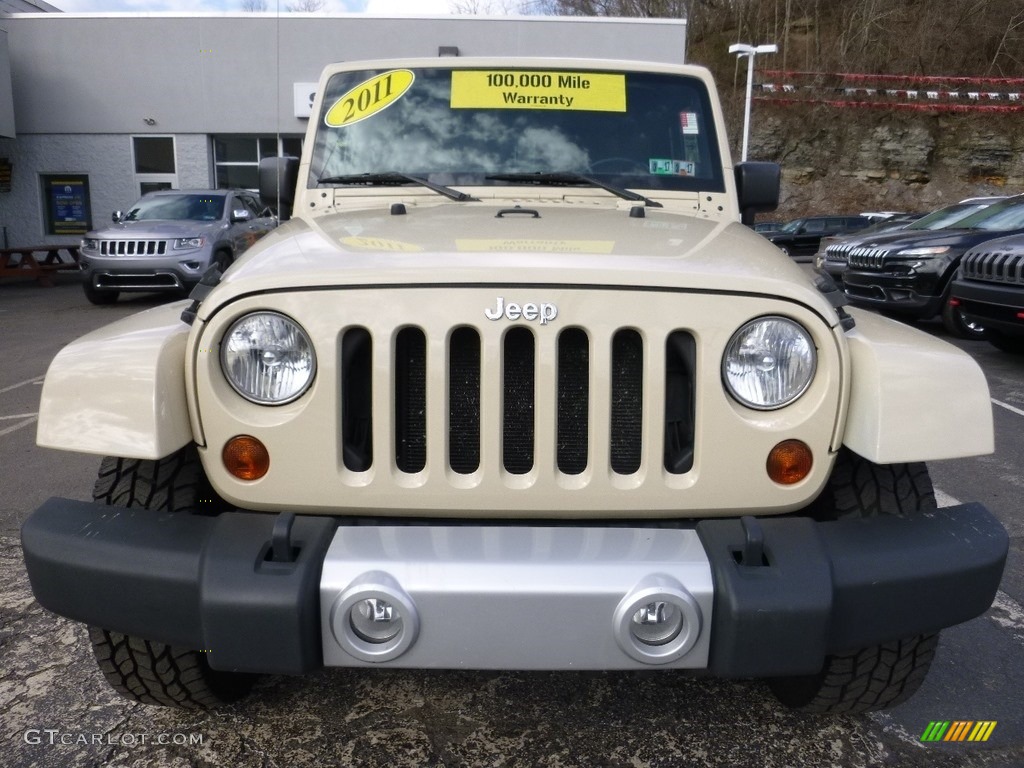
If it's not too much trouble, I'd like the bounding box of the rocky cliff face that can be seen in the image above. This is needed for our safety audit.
[741,104,1024,218]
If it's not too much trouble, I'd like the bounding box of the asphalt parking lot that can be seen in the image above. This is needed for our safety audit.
[1,273,1022,768]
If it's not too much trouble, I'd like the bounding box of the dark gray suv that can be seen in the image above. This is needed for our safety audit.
[79,189,277,304]
[763,215,871,261]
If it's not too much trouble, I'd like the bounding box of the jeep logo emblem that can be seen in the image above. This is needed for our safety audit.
[484,297,558,325]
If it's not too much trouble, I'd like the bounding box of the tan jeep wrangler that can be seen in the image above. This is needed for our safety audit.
[22,57,1008,714]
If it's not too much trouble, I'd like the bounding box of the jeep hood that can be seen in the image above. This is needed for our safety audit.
[198,202,836,321]
[89,220,225,238]
[858,228,998,251]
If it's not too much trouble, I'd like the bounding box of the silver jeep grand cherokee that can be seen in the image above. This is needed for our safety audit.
[78,188,277,304]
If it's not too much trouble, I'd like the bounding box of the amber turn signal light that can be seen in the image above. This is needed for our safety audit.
[766,440,812,485]
[223,435,270,480]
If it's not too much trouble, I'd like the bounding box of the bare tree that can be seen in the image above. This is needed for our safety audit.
[241,0,268,10]
[451,0,533,12]
[285,0,325,11]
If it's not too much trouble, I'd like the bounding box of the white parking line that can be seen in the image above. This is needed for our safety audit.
[0,416,37,438]
[0,413,38,421]
[993,398,1024,418]
[0,376,44,395]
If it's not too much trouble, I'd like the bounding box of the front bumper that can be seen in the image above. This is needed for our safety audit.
[81,252,213,291]
[952,279,1024,338]
[21,499,1007,677]
[842,269,945,317]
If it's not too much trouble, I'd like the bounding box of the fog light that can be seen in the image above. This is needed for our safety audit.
[614,575,702,665]
[223,435,270,480]
[331,571,419,662]
[767,439,813,485]
[350,598,403,644]
[630,601,684,647]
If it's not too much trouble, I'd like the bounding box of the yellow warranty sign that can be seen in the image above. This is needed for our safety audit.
[326,70,415,128]
[450,71,626,112]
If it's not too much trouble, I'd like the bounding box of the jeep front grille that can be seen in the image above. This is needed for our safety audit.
[98,239,168,256]
[339,325,695,478]
[846,246,891,270]
[961,247,1024,285]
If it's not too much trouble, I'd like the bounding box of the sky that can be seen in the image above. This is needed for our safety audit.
[49,0,497,15]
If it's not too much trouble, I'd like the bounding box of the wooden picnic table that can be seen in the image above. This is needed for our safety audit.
[0,245,81,287]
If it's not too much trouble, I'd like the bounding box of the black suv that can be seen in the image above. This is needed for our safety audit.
[951,233,1024,353]
[764,215,870,261]
[817,198,1004,288]
[841,194,1024,337]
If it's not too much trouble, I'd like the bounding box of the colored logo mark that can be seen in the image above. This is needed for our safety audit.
[921,721,997,742]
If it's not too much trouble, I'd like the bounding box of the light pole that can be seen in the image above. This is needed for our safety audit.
[729,43,778,162]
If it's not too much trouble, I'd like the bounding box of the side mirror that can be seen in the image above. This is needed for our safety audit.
[111,211,122,223]
[231,208,253,223]
[260,156,300,222]
[734,162,780,226]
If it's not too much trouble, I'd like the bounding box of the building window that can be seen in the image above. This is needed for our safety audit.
[132,136,177,196]
[213,135,303,191]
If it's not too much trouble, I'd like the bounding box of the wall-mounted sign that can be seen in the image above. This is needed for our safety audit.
[293,82,318,119]
[42,174,92,236]
[0,158,11,193]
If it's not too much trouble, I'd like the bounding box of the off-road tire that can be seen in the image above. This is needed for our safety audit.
[768,634,939,714]
[808,446,936,520]
[93,445,227,514]
[89,446,251,707]
[769,449,940,713]
[89,627,255,708]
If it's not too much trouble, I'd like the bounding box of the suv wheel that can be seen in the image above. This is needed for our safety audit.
[768,448,939,713]
[768,634,939,714]
[89,627,255,709]
[88,446,254,708]
[941,295,985,339]
[988,331,1024,354]
[83,282,119,305]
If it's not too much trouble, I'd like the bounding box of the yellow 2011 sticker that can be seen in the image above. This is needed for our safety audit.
[325,70,415,128]
[450,71,626,112]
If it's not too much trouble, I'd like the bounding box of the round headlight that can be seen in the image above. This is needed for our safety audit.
[723,316,816,410]
[221,312,316,404]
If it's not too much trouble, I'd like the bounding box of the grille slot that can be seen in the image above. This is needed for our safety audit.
[394,328,426,474]
[610,329,644,475]
[449,327,481,474]
[341,328,373,472]
[503,327,535,475]
[557,328,590,475]
[664,331,696,474]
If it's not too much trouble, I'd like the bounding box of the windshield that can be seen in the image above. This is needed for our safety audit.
[309,67,725,194]
[778,219,805,233]
[122,194,225,222]
[906,202,994,231]
[951,196,1024,231]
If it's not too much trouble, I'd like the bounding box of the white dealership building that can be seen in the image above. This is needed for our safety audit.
[0,6,686,247]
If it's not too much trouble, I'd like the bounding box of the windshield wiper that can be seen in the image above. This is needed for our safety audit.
[318,172,476,202]
[486,172,662,208]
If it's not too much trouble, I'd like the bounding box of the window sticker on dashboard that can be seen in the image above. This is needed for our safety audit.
[450,71,626,112]
[325,70,415,127]
[649,159,696,176]
[679,112,700,135]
